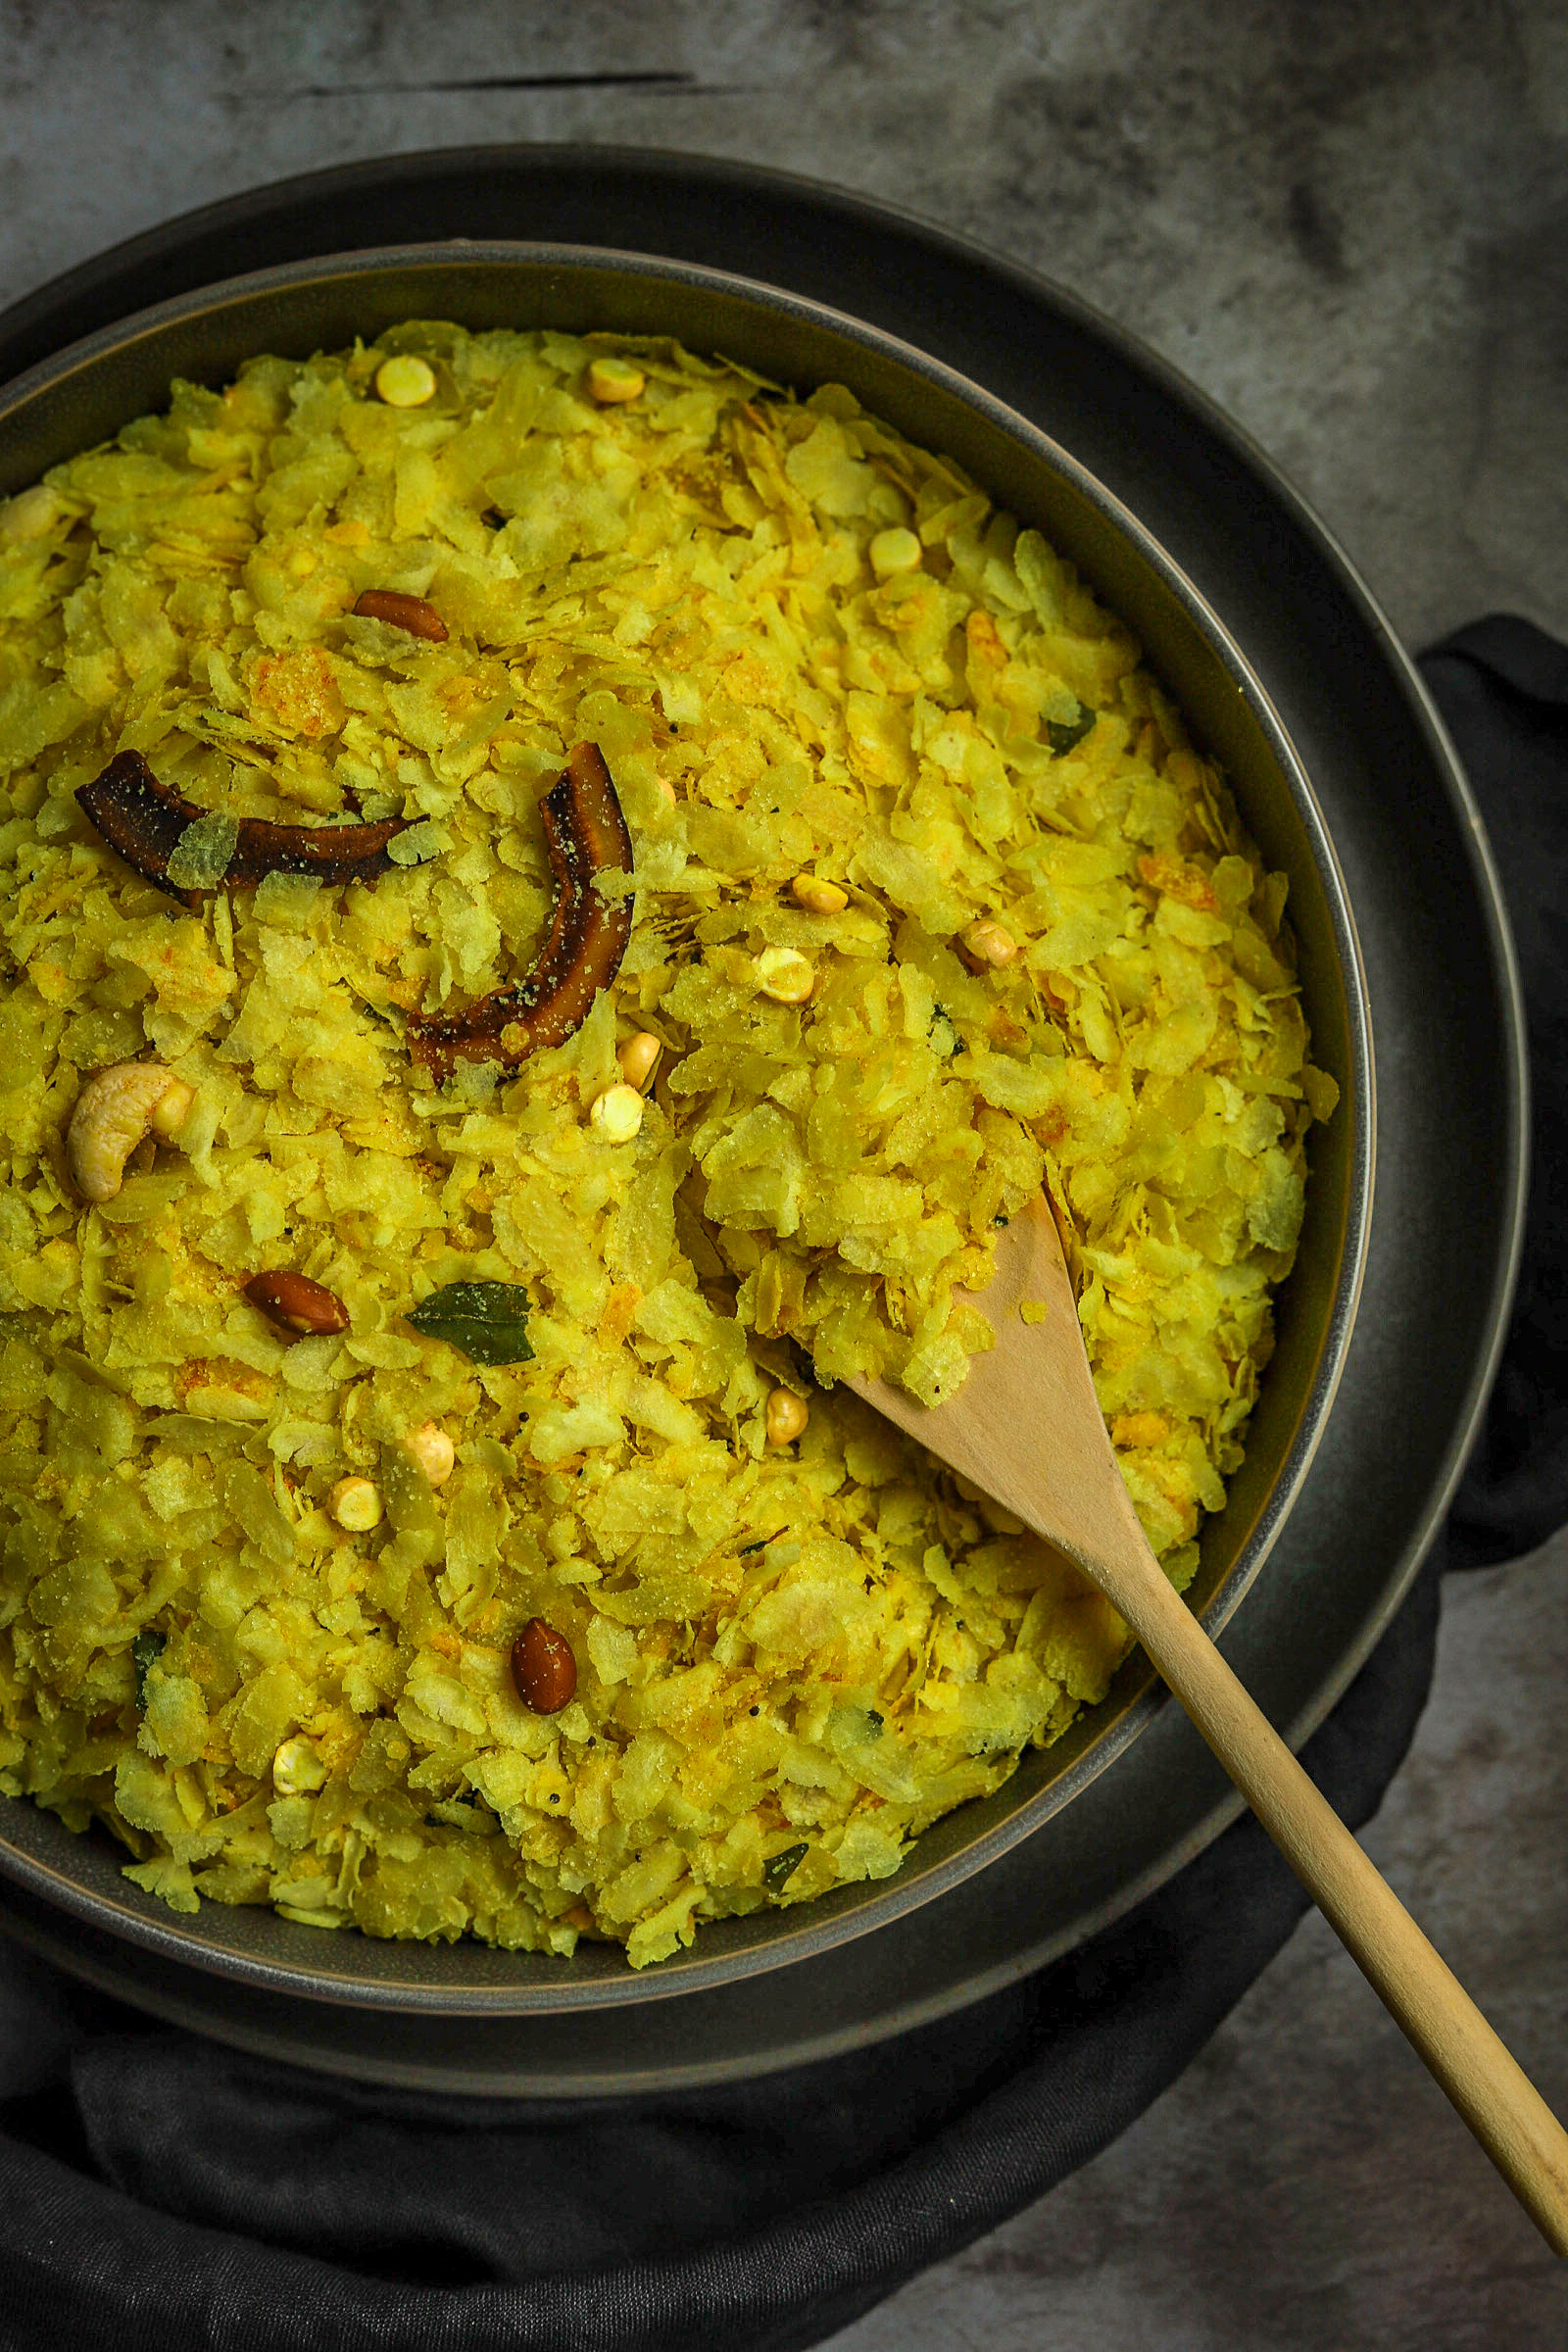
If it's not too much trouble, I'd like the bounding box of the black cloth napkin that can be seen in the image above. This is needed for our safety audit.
[0,618,1559,2352]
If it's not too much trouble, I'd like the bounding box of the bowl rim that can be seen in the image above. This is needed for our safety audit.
[0,234,1374,2014]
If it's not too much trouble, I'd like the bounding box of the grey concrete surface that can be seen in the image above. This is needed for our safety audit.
[0,2,1563,2340]
[3,0,1568,649]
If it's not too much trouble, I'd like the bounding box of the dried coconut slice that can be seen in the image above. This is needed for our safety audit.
[408,741,634,1079]
[76,750,413,909]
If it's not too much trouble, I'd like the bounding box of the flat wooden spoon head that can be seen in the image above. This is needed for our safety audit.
[850,1192,1151,1592]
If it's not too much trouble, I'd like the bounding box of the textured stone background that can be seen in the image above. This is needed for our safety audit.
[3,0,1568,647]
[0,3,1564,2342]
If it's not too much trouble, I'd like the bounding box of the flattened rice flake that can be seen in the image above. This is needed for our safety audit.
[0,324,1334,1965]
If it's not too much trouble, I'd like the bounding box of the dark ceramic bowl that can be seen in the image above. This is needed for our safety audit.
[0,237,1376,2036]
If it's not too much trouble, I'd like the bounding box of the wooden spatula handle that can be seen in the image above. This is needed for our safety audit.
[1086,1533,1568,2256]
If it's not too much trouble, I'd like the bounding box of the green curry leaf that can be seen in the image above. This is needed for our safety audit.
[130,1629,167,1712]
[761,1841,809,1892]
[1046,703,1096,758]
[407,1280,535,1366]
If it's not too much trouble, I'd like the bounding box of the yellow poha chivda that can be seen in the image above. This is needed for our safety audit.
[0,324,1336,1964]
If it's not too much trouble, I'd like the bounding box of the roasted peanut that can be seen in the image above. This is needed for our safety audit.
[67,1063,195,1202]
[616,1032,663,1092]
[868,526,921,576]
[587,357,646,405]
[756,947,814,1004]
[790,874,850,915]
[329,1476,383,1532]
[245,1269,350,1340]
[765,1388,809,1447]
[407,741,632,1078]
[404,1421,456,1488]
[511,1617,577,1714]
[352,588,449,642]
[374,354,437,408]
[960,918,1017,970]
[590,1083,645,1143]
[80,747,412,904]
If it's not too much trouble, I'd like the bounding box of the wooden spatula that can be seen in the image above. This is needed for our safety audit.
[851,1194,1568,2254]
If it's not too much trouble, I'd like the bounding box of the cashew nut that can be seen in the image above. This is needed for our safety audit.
[67,1062,195,1202]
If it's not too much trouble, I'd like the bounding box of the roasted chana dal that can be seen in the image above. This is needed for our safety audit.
[0,324,1337,1965]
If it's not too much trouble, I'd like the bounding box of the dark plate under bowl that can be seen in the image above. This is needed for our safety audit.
[0,153,1517,2094]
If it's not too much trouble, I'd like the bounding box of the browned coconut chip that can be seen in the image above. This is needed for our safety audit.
[409,741,634,1080]
[76,751,412,910]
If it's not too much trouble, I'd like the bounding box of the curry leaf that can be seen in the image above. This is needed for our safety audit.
[762,1841,809,1891]
[930,1005,959,1058]
[407,1280,534,1366]
[131,1630,167,1712]
[1046,704,1096,757]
